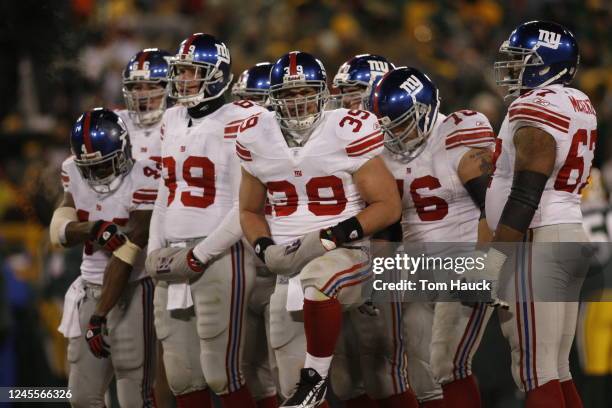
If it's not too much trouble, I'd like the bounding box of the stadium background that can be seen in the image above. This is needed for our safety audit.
[0,0,609,407]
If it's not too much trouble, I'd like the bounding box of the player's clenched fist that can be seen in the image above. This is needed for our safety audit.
[90,221,127,252]
[86,315,110,358]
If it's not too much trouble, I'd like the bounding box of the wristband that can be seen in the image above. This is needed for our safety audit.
[50,206,78,247]
[113,239,142,266]
[324,216,364,245]
[253,237,275,263]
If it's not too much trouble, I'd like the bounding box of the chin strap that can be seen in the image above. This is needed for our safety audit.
[187,95,226,119]
[538,68,569,88]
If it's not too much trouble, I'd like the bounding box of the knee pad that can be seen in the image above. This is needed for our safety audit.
[193,274,230,340]
[156,295,206,395]
[111,317,144,372]
[163,345,207,396]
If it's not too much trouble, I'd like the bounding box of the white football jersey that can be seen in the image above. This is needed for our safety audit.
[116,109,163,179]
[237,108,383,244]
[383,111,495,243]
[487,85,598,231]
[155,101,267,243]
[61,157,158,285]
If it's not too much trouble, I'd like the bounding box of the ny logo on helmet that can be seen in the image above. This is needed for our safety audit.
[368,60,390,74]
[399,75,423,95]
[216,43,230,64]
[536,29,561,50]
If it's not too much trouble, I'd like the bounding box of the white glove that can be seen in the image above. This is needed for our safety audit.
[264,230,329,276]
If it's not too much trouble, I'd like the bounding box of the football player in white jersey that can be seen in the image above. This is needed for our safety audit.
[231,61,280,408]
[485,21,596,407]
[144,33,267,408]
[51,108,157,407]
[116,48,170,172]
[329,54,419,408]
[368,67,496,408]
[237,51,415,408]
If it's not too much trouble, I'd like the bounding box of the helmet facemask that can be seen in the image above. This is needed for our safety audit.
[75,148,133,194]
[381,97,438,163]
[122,81,168,126]
[494,41,547,98]
[328,83,366,110]
[269,83,329,135]
[168,59,232,107]
[236,89,270,107]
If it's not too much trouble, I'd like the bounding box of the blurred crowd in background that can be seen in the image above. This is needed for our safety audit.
[0,0,609,405]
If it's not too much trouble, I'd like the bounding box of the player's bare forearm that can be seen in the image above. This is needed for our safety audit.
[353,157,402,236]
[94,210,150,316]
[95,257,132,316]
[477,218,493,244]
[64,221,96,246]
[241,211,271,244]
[493,126,556,243]
[239,167,271,244]
[125,210,152,248]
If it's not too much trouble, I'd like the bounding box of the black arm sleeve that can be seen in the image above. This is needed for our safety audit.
[464,175,489,210]
[498,170,548,233]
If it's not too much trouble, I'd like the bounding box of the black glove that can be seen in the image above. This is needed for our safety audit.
[320,216,364,249]
[86,315,110,358]
[91,221,127,252]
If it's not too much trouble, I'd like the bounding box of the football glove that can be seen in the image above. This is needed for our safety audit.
[86,315,110,358]
[91,221,127,252]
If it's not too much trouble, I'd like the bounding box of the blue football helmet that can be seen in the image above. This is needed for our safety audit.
[231,62,273,105]
[494,21,579,98]
[70,108,133,194]
[122,48,170,126]
[168,33,233,107]
[331,54,394,109]
[269,51,328,133]
[367,67,440,162]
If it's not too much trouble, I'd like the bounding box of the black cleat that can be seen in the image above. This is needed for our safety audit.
[280,368,328,408]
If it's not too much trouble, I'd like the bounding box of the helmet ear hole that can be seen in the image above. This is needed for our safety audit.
[539,66,550,75]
